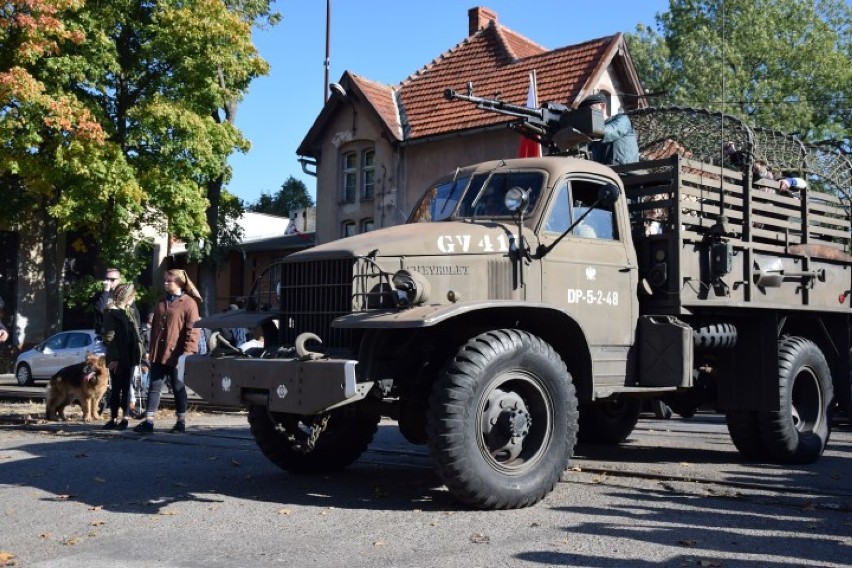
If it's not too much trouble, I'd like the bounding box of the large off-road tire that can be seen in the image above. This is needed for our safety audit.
[426,329,578,510]
[248,404,380,474]
[693,322,737,350]
[725,410,769,460]
[577,398,642,445]
[16,363,34,386]
[756,337,833,464]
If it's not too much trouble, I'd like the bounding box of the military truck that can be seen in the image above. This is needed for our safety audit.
[184,106,851,510]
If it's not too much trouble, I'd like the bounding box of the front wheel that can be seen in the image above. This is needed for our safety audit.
[248,404,380,474]
[756,337,833,464]
[426,329,578,510]
[16,363,33,386]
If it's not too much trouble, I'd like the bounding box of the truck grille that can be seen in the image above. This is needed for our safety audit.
[273,258,357,351]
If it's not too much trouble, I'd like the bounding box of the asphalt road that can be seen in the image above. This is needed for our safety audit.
[1,392,850,568]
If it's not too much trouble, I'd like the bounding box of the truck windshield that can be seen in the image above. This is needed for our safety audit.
[410,171,545,222]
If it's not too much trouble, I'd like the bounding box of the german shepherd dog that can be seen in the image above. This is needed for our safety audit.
[45,354,110,422]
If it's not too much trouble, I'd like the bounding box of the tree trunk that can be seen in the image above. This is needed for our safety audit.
[40,203,64,336]
[198,175,223,317]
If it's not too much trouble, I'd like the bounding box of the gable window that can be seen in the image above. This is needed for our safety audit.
[362,150,375,199]
[361,219,374,233]
[342,221,356,238]
[342,152,357,203]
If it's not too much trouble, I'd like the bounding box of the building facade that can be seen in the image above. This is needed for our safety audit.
[297,6,646,244]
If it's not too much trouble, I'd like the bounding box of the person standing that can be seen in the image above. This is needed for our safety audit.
[102,284,143,430]
[134,269,201,433]
[93,267,123,334]
[579,92,639,166]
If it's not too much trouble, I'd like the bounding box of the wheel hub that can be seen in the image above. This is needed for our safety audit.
[481,388,532,462]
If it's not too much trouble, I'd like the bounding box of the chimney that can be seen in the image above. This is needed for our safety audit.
[468,6,497,35]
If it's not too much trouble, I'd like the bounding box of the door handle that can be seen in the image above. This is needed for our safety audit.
[620,264,637,272]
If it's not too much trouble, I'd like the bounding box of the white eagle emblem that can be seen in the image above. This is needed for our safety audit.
[221,376,232,392]
[585,266,597,281]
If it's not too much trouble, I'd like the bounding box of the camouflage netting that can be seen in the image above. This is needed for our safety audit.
[627,107,852,205]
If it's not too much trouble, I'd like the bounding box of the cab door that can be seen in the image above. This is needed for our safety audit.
[538,176,638,365]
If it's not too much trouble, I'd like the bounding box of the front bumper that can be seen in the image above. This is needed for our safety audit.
[183,355,372,414]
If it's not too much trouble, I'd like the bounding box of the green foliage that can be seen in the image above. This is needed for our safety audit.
[249,176,314,217]
[626,0,852,141]
[1,0,272,260]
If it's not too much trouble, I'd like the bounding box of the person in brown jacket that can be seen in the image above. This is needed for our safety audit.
[134,269,201,433]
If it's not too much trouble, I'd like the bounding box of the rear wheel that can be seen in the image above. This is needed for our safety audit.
[756,337,833,464]
[16,363,33,386]
[248,404,380,474]
[578,398,642,445]
[426,329,578,510]
[725,410,769,460]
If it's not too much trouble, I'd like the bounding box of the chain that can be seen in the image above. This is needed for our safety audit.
[285,413,331,454]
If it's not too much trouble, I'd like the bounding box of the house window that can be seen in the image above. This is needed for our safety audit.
[342,152,357,203]
[362,150,375,200]
[340,146,375,203]
[342,221,356,238]
[361,219,374,233]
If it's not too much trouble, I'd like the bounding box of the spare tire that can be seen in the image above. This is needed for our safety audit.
[693,322,737,349]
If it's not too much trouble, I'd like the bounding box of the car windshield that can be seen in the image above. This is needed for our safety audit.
[410,171,545,222]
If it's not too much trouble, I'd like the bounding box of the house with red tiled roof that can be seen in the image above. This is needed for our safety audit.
[297,6,645,244]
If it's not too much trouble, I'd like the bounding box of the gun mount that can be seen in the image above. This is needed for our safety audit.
[443,87,605,155]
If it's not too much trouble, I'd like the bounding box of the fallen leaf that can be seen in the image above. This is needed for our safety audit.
[230,459,241,467]
[277,508,291,515]
[469,533,490,544]
[94,477,106,483]
[0,551,16,564]
[75,453,89,458]
[88,506,103,511]
[569,465,582,472]
[56,494,74,501]
[63,537,79,546]
[678,539,698,547]
[158,510,177,516]
[373,540,385,548]
[87,531,98,538]
[38,533,50,540]
[91,520,105,527]
[801,502,816,511]
[530,522,541,528]
[679,462,692,467]
[698,561,722,567]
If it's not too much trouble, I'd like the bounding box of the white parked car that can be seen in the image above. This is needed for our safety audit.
[15,330,106,386]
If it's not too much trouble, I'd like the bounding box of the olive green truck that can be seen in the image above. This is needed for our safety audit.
[184,147,851,509]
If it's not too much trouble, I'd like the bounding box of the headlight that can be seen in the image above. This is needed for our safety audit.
[391,269,430,307]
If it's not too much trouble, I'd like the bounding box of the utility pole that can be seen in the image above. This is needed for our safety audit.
[324,0,331,103]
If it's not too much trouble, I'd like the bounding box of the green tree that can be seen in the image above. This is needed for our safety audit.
[627,0,852,141]
[250,176,315,217]
[1,0,273,325]
[197,0,279,314]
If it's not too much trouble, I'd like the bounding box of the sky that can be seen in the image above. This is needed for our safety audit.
[227,0,671,205]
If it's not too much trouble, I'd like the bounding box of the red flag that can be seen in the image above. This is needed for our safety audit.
[517,70,542,158]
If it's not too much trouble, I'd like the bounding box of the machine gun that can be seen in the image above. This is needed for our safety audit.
[443,86,605,155]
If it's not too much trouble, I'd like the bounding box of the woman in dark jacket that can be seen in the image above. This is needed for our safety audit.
[103,284,143,430]
[135,269,201,433]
